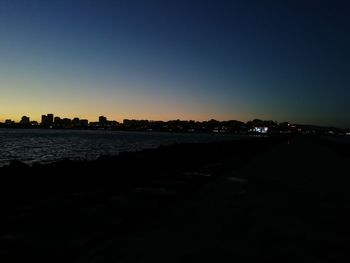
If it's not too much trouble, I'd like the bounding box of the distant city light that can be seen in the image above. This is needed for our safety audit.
[253,127,268,133]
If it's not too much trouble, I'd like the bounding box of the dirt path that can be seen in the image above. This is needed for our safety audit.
[80,137,350,263]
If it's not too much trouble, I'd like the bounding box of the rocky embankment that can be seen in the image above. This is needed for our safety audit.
[0,136,286,263]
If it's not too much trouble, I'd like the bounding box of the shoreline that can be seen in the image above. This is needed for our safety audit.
[0,135,284,190]
[0,136,287,262]
[2,135,350,262]
[0,129,252,168]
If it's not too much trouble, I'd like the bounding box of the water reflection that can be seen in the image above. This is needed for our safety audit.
[0,129,246,166]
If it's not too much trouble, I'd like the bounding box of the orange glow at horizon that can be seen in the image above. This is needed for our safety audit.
[0,111,251,124]
[0,77,253,123]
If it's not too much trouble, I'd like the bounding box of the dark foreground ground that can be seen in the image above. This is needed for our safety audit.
[1,135,349,262]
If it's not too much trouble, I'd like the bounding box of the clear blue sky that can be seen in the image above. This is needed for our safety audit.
[1,0,349,127]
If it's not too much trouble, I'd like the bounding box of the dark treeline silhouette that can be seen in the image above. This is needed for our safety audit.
[1,114,349,135]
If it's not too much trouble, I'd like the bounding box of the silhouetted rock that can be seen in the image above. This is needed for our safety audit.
[7,160,30,170]
[0,135,289,263]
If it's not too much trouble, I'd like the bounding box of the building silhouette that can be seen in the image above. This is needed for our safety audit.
[5,119,14,125]
[20,116,30,125]
[47,114,54,125]
[99,116,107,126]
[41,115,47,124]
[41,114,54,127]
[54,117,61,124]
[80,119,89,127]
[72,118,80,126]
[62,118,72,127]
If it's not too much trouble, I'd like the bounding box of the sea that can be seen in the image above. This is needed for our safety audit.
[0,129,247,167]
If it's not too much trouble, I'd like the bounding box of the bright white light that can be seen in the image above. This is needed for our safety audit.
[253,127,268,133]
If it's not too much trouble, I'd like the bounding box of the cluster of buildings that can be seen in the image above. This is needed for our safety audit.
[2,114,118,129]
[41,114,90,128]
[0,114,349,135]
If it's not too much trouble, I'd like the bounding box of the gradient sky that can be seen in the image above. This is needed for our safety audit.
[1,0,349,127]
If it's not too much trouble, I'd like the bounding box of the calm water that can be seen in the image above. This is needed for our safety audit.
[0,129,246,167]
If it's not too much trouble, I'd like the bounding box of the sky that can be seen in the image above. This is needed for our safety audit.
[0,0,349,127]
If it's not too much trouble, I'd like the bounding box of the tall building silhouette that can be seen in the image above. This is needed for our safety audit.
[41,115,47,124]
[99,116,107,125]
[47,114,54,125]
[41,114,54,126]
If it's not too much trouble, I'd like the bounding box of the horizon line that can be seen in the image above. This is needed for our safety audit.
[0,114,349,129]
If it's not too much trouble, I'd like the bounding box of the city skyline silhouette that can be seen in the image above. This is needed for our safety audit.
[1,2,350,262]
